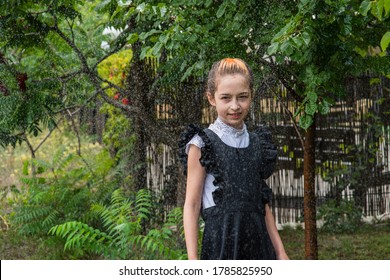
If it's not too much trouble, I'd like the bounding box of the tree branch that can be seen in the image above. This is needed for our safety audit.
[273,87,304,150]
[66,109,96,177]
[257,56,304,103]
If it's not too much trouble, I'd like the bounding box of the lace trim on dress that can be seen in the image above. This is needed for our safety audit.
[211,117,247,137]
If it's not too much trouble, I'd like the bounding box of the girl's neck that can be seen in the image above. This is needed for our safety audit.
[216,117,246,132]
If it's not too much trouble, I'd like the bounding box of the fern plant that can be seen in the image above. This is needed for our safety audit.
[49,188,187,259]
[11,146,117,238]
[131,206,187,259]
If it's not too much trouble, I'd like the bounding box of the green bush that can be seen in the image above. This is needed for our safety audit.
[317,199,363,234]
[49,188,187,259]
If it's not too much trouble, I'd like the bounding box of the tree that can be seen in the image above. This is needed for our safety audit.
[267,0,390,259]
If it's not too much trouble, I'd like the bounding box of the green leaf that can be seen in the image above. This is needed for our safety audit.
[385,0,390,15]
[267,42,279,55]
[301,32,311,45]
[299,114,313,130]
[354,46,367,57]
[305,101,317,116]
[371,0,384,20]
[318,100,330,115]
[380,31,390,52]
[127,33,139,44]
[22,160,29,176]
[293,105,303,118]
[136,3,147,13]
[159,32,170,44]
[292,36,303,48]
[370,78,381,85]
[152,42,162,56]
[280,41,292,53]
[359,0,372,16]
[205,0,213,8]
[307,91,317,103]
[140,46,151,59]
[216,3,227,18]
[181,65,194,82]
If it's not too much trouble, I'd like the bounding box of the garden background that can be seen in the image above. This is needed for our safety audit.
[1,0,389,260]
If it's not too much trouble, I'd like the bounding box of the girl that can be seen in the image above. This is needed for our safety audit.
[179,58,289,260]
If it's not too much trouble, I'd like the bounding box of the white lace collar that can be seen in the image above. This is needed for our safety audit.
[212,118,247,137]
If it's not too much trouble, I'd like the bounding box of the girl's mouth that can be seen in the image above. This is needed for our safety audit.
[229,113,241,119]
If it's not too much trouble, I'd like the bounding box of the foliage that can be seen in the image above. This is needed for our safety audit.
[317,199,363,234]
[267,0,390,129]
[97,49,134,158]
[49,188,187,259]
[0,0,106,148]
[10,146,117,238]
[97,0,296,80]
[360,0,390,52]
[321,111,389,207]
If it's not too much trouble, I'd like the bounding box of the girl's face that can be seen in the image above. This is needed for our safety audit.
[207,74,251,129]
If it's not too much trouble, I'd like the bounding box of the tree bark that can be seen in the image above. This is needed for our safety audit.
[133,116,147,191]
[303,119,318,259]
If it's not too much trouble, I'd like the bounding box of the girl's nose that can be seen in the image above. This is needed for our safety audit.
[230,100,240,110]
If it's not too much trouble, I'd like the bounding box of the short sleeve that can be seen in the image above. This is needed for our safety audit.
[185,134,204,154]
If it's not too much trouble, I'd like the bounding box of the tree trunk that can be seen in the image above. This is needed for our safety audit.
[133,116,147,191]
[303,120,318,259]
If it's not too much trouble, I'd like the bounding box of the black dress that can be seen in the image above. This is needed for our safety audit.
[178,125,277,260]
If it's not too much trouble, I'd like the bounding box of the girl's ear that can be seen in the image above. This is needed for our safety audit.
[207,92,216,106]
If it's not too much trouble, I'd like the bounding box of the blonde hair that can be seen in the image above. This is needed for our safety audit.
[207,58,253,96]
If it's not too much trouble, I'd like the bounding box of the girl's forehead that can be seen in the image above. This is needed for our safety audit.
[215,74,251,92]
[216,74,250,85]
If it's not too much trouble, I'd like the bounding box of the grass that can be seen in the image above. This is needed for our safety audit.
[0,229,67,260]
[279,223,390,260]
[1,223,389,260]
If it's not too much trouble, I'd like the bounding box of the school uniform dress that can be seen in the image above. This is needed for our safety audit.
[178,118,278,260]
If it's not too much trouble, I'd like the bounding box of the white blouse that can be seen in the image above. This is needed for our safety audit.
[185,118,249,209]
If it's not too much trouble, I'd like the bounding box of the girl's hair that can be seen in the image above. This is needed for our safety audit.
[206,58,254,95]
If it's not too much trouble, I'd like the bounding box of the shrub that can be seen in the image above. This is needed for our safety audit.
[317,199,363,234]
[49,188,187,259]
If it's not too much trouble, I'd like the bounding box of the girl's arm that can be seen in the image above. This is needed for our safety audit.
[183,144,206,260]
[264,204,289,260]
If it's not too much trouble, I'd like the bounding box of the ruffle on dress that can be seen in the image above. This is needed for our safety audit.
[261,181,273,205]
[254,126,278,180]
[178,124,218,176]
[253,126,277,207]
[178,124,201,176]
[178,125,225,205]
